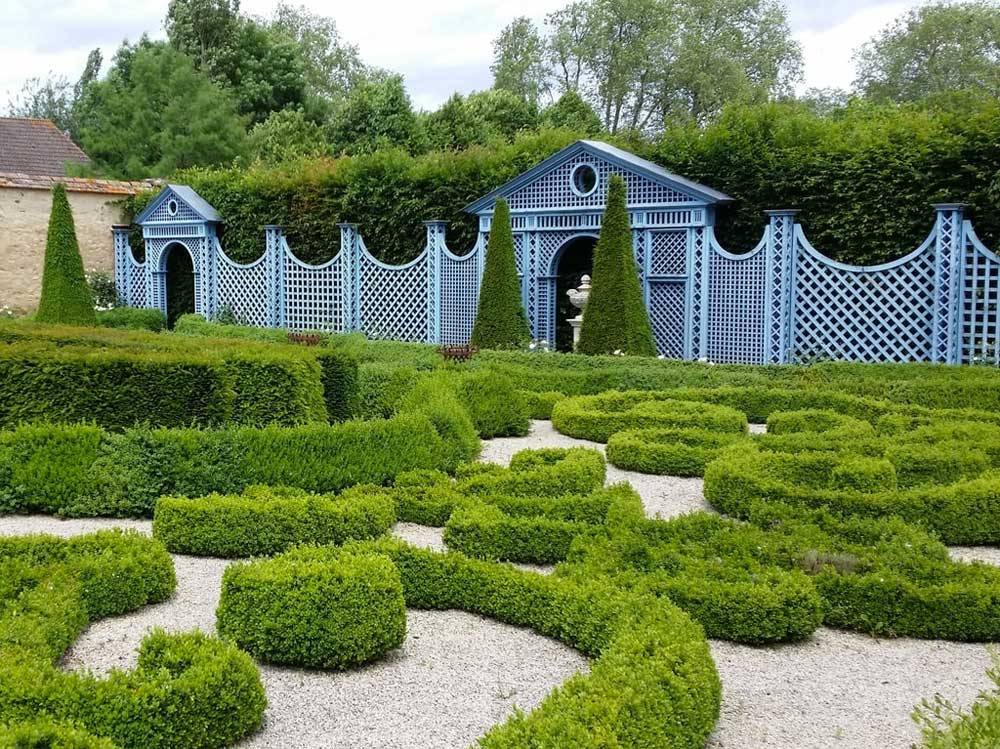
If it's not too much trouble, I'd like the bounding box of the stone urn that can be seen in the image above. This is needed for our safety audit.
[566,275,592,351]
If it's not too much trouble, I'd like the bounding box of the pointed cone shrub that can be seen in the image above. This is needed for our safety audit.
[36,183,96,326]
[577,174,656,356]
[471,199,531,350]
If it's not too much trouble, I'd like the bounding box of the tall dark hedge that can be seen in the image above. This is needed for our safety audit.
[577,175,656,357]
[36,184,95,325]
[125,98,1000,268]
[471,200,530,350]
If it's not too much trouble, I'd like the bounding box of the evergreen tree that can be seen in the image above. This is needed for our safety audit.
[577,175,656,356]
[471,199,530,350]
[36,184,96,326]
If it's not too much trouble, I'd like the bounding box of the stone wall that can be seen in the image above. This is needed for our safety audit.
[0,182,137,312]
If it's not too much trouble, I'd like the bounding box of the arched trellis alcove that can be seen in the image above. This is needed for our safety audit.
[160,241,196,327]
[549,234,597,351]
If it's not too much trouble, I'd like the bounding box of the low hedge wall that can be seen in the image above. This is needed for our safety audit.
[153,485,396,557]
[704,442,1000,544]
[96,307,167,332]
[0,720,118,748]
[217,551,406,669]
[454,447,606,496]
[0,531,266,749]
[0,321,360,428]
[607,427,748,476]
[456,370,530,438]
[298,538,721,748]
[443,484,644,564]
[0,413,452,518]
[551,391,747,442]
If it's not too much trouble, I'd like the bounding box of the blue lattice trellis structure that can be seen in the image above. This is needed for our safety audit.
[113,148,1000,366]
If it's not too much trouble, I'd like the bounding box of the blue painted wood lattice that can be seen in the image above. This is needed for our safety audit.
[113,145,1000,365]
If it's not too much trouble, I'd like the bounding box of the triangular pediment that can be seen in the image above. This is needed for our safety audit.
[135,184,221,225]
[464,140,731,215]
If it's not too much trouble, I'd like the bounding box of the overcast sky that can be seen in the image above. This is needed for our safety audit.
[3,0,926,113]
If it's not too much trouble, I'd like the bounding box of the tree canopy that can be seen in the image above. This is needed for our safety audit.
[854,1,1000,103]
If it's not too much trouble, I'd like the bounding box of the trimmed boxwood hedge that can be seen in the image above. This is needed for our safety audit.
[154,485,395,557]
[454,447,606,496]
[607,427,748,476]
[0,720,117,748]
[217,551,406,669]
[0,413,454,518]
[551,390,748,442]
[704,442,1000,545]
[302,538,721,748]
[456,370,530,438]
[96,307,167,332]
[0,531,265,749]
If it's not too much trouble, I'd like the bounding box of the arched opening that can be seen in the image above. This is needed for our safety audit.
[554,235,597,352]
[163,243,195,328]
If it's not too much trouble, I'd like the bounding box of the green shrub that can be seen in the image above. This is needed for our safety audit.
[305,537,721,748]
[223,350,327,425]
[0,343,234,430]
[456,447,605,496]
[577,175,656,356]
[915,651,1000,748]
[357,363,420,419]
[606,427,747,476]
[470,199,531,350]
[0,720,118,748]
[457,370,529,438]
[829,457,897,493]
[35,184,95,327]
[0,414,449,518]
[397,375,480,470]
[96,308,167,332]
[551,391,747,442]
[444,484,644,564]
[153,485,395,557]
[0,530,265,749]
[217,551,406,669]
[315,349,360,421]
[885,442,989,488]
[519,390,563,419]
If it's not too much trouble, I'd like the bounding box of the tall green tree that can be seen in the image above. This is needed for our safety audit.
[854,1,1000,102]
[577,174,656,356]
[245,108,329,164]
[74,40,247,177]
[327,74,421,155]
[491,17,550,107]
[541,90,603,133]
[471,200,531,350]
[544,0,801,131]
[164,0,241,70]
[36,184,95,326]
[7,75,75,133]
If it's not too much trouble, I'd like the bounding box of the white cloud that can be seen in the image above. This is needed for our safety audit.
[794,1,923,92]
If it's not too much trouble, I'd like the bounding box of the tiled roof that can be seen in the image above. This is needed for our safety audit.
[0,172,159,196]
[0,117,91,176]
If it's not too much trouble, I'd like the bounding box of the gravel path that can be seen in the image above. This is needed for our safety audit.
[4,419,998,748]
[2,513,583,748]
[485,420,1000,749]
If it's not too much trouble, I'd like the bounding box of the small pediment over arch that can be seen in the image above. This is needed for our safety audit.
[135,184,222,225]
[464,140,732,215]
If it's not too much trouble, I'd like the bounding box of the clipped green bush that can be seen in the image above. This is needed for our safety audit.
[153,485,395,557]
[217,551,406,669]
[457,370,529,438]
[607,427,747,476]
[0,531,266,749]
[518,390,564,419]
[830,457,897,493]
[397,374,481,470]
[456,447,606,496]
[470,199,531,350]
[96,307,167,332]
[35,184,95,326]
[577,175,656,356]
[552,391,747,442]
[0,720,117,748]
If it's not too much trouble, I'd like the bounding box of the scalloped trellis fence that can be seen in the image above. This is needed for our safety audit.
[114,142,1000,365]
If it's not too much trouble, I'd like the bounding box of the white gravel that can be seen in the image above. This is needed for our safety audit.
[949,546,1000,566]
[3,418,998,748]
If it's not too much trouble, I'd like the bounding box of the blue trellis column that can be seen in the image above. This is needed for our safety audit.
[762,209,800,364]
[111,225,133,306]
[424,221,447,344]
[338,223,360,332]
[264,225,285,328]
[685,225,709,360]
[931,203,968,364]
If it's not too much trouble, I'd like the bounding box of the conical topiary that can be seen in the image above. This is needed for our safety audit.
[35,183,96,326]
[471,199,531,350]
[577,174,657,356]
